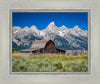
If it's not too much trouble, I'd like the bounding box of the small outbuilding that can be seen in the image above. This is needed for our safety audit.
[20,40,65,56]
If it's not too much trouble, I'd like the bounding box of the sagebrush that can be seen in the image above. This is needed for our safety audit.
[12,56,88,72]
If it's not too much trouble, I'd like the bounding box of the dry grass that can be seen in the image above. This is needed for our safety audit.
[12,52,20,56]
[12,52,88,62]
[29,54,65,57]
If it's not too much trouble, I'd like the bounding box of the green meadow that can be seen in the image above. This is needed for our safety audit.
[12,52,88,72]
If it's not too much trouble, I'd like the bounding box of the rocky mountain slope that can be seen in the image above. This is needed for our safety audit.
[12,22,88,51]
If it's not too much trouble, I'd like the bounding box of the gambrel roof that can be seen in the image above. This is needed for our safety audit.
[20,40,54,52]
[31,40,53,49]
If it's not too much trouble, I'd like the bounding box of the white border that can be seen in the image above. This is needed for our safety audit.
[0,0,100,84]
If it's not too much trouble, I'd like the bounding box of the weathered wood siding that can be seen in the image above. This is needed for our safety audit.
[45,41,57,53]
[20,51,32,56]
[32,50,41,54]
[56,49,65,54]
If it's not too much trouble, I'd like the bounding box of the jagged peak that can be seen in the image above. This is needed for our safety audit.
[49,21,55,25]
[23,26,29,29]
[13,26,21,29]
[30,25,38,30]
[22,26,30,31]
[60,25,66,28]
[45,21,57,30]
[30,25,36,27]
[48,21,55,26]
[73,25,81,30]
[61,25,66,27]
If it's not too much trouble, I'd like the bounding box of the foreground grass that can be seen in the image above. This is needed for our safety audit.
[12,53,88,72]
[13,53,87,61]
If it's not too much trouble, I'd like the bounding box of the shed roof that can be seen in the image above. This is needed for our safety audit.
[56,48,65,52]
[20,48,40,52]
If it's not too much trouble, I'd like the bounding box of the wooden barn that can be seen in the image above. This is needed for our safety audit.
[20,40,65,56]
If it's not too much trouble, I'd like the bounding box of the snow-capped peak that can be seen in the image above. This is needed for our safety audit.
[13,26,22,34]
[30,25,40,35]
[49,21,55,25]
[73,25,81,31]
[13,26,21,30]
[12,22,87,38]
[30,25,38,30]
[23,26,29,30]
[48,21,56,28]
[44,21,57,32]
[22,26,30,32]
[61,25,66,28]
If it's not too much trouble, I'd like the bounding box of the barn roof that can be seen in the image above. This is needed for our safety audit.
[31,40,50,49]
[20,40,53,52]
[20,48,40,52]
[56,48,65,52]
[20,40,65,53]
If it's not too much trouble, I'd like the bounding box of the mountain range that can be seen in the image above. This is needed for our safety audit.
[12,21,88,51]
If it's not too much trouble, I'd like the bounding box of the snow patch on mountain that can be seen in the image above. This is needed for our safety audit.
[12,21,88,50]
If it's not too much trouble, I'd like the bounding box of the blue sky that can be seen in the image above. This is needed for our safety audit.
[12,12,88,30]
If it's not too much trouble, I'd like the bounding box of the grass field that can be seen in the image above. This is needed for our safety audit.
[12,52,88,72]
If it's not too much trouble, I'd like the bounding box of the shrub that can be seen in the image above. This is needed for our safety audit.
[12,56,88,72]
[72,51,78,56]
[39,65,57,72]
[53,59,62,69]
[12,57,59,72]
[63,61,88,72]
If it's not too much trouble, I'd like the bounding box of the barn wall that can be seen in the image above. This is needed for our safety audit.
[32,50,41,55]
[45,41,57,53]
[20,51,32,56]
[56,49,65,54]
[20,53,31,56]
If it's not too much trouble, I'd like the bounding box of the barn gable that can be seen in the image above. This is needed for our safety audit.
[45,40,57,53]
